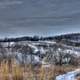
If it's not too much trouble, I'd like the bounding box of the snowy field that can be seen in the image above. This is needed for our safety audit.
[56,69,80,80]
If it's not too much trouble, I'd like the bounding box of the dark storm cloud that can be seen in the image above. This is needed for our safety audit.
[0,0,80,37]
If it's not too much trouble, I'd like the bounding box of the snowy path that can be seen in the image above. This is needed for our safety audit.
[56,69,80,80]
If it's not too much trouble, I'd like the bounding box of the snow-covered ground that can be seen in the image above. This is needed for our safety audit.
[56,69,80,80]
[28,43,39,53]
[0,41,80,65]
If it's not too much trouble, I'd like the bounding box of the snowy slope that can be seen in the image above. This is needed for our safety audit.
[56,69,80,80]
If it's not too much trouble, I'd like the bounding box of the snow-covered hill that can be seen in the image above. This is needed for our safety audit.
[0,33,80,65]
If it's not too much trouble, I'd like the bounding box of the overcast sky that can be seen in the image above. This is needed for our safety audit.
[0,0,80,38]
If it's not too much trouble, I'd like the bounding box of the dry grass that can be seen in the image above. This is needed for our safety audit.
[0,60,78,80]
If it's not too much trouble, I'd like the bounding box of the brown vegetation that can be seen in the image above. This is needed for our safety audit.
[0,59,77,80]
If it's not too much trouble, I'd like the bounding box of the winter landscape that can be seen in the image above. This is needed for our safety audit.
[0,33,79,80]
[0,0,80,80]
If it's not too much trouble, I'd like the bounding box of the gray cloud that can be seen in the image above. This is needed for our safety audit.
[0,0,80,37]
[0,0,23,8]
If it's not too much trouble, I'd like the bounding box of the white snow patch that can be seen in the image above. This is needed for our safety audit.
[56,69,80,80]
[28,44,39,53]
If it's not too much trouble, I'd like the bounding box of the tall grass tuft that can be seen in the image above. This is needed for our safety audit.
[0,59,77,80]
